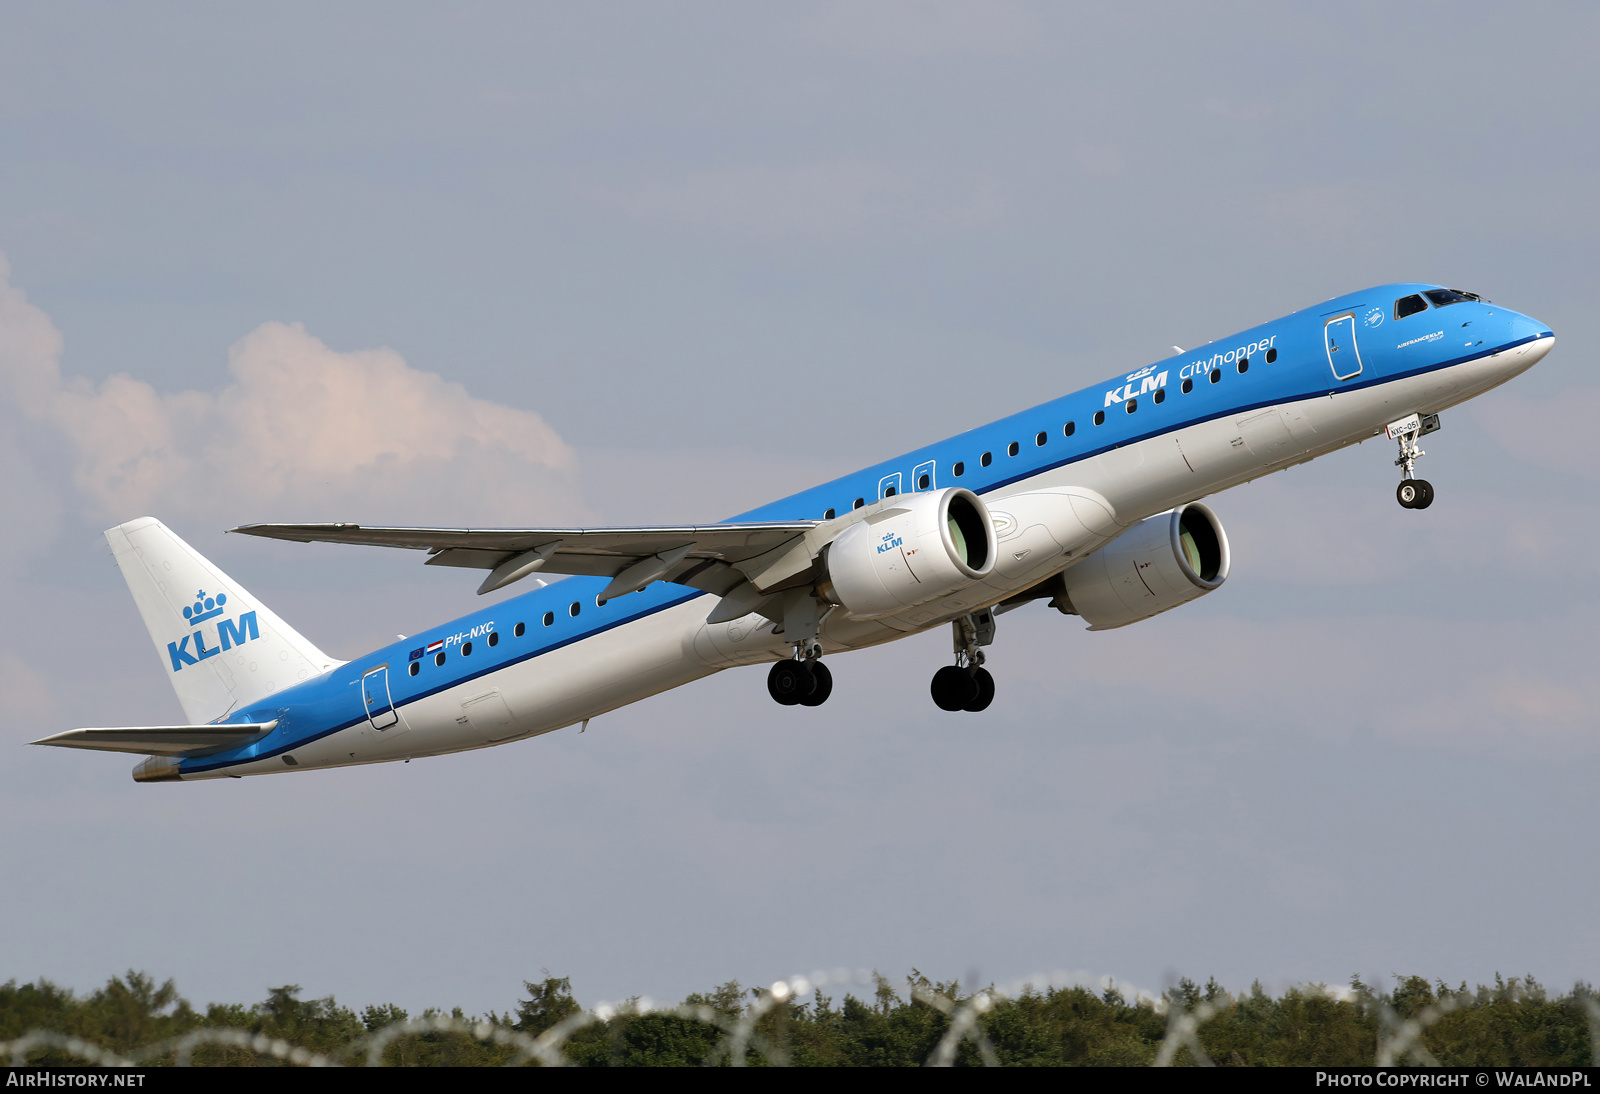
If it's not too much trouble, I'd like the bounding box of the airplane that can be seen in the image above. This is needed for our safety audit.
[33,284,1554,782]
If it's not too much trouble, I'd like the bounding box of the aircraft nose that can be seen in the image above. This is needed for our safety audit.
[1510,312,1554,342]
[1503,312,1554,370]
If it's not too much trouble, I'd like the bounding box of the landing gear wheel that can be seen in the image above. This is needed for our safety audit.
[963,667,995,712]
[1397,479,1435,509]
[767,659,814,706]
[798,661,833,706]
[931,665,979,711]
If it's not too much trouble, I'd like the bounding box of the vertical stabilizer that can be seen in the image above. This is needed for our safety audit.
[105,517,341,725]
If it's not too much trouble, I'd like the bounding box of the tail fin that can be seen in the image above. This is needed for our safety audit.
[106,517,341,724]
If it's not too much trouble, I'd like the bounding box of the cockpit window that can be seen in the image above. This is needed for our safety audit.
[1394,294,1429,320]
[1424,288,1480,308]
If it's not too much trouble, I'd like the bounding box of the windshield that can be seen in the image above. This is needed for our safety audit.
[1394,294,1428,319]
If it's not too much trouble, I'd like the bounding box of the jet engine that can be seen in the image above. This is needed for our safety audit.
[817,488,997,619]
[1054,502,1229,629]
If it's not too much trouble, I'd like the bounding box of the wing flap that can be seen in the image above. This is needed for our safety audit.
[31,721,277,757]
[230,521,820,593]
[232,521,815,560]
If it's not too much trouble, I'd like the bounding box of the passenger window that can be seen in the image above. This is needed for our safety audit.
[409,661,419,677]
[823,508,835,520]
[1007,442,1019,457]
[1395,294,1429,319]
[569,602,580,617]
[1181,378,1193,394]
[1063,421,1075,437]
[981,452,993,467]
[514,622,525,637]
[1126,398,1137,413]
[543,612,554,626]
[435,652,446,667]
[488,631,499,647]
[1035,431,1047,447]
[1237,358,1249,373]
[1154,389,1165,404]
[1209,368,1221,384]
[853,497,864,509]
[1265,347,1277,363]
[462,641,473,656]
[1094,411,1105,426]
[953,462,964,477]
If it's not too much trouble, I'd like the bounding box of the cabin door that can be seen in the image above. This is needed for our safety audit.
[361,665,399,730]
[1324,314,1364,381]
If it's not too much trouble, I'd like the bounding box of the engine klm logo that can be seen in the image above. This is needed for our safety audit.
[168,589,260,672]
[878,532,904,554]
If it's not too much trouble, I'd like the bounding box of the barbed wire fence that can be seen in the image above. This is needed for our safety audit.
[4,969,1596,1067]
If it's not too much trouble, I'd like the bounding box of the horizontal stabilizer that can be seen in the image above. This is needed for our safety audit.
[31,721,277,756]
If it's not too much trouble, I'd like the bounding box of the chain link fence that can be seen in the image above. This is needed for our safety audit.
[4,969,1597,1067]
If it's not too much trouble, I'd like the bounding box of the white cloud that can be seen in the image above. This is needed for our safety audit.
[0,256,583,527]
[793,0,1049,58]
[592,162,1005,239]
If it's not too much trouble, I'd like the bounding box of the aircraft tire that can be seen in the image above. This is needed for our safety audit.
[799,661,833,706]
[1413,479,1435,509]
[767,659,814,705]
[931,665,978,711]
[963,667,995,712]
[1396,481,1419,509]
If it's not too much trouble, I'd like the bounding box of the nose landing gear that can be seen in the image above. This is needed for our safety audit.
[1396,479,1434,509]
[1388,412,1441,510]
[931,609,997,712]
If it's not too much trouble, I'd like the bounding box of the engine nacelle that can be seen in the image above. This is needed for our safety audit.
[1055,502,1229,630]
[818,488,997,620]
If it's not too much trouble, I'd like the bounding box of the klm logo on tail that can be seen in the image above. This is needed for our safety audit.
[168,589,260,672]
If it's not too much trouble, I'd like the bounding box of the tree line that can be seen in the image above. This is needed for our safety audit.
[0,969,1593,1066]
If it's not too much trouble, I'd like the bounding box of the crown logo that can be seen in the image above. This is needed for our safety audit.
[182,589,228,626]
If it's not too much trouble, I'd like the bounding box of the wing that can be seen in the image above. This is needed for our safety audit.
[228,521,823,601]
[32,722,278,756]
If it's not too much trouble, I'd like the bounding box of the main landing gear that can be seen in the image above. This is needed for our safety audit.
[1389,412,1441,510]
[768,641,833,707]
[931,609,996,713]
